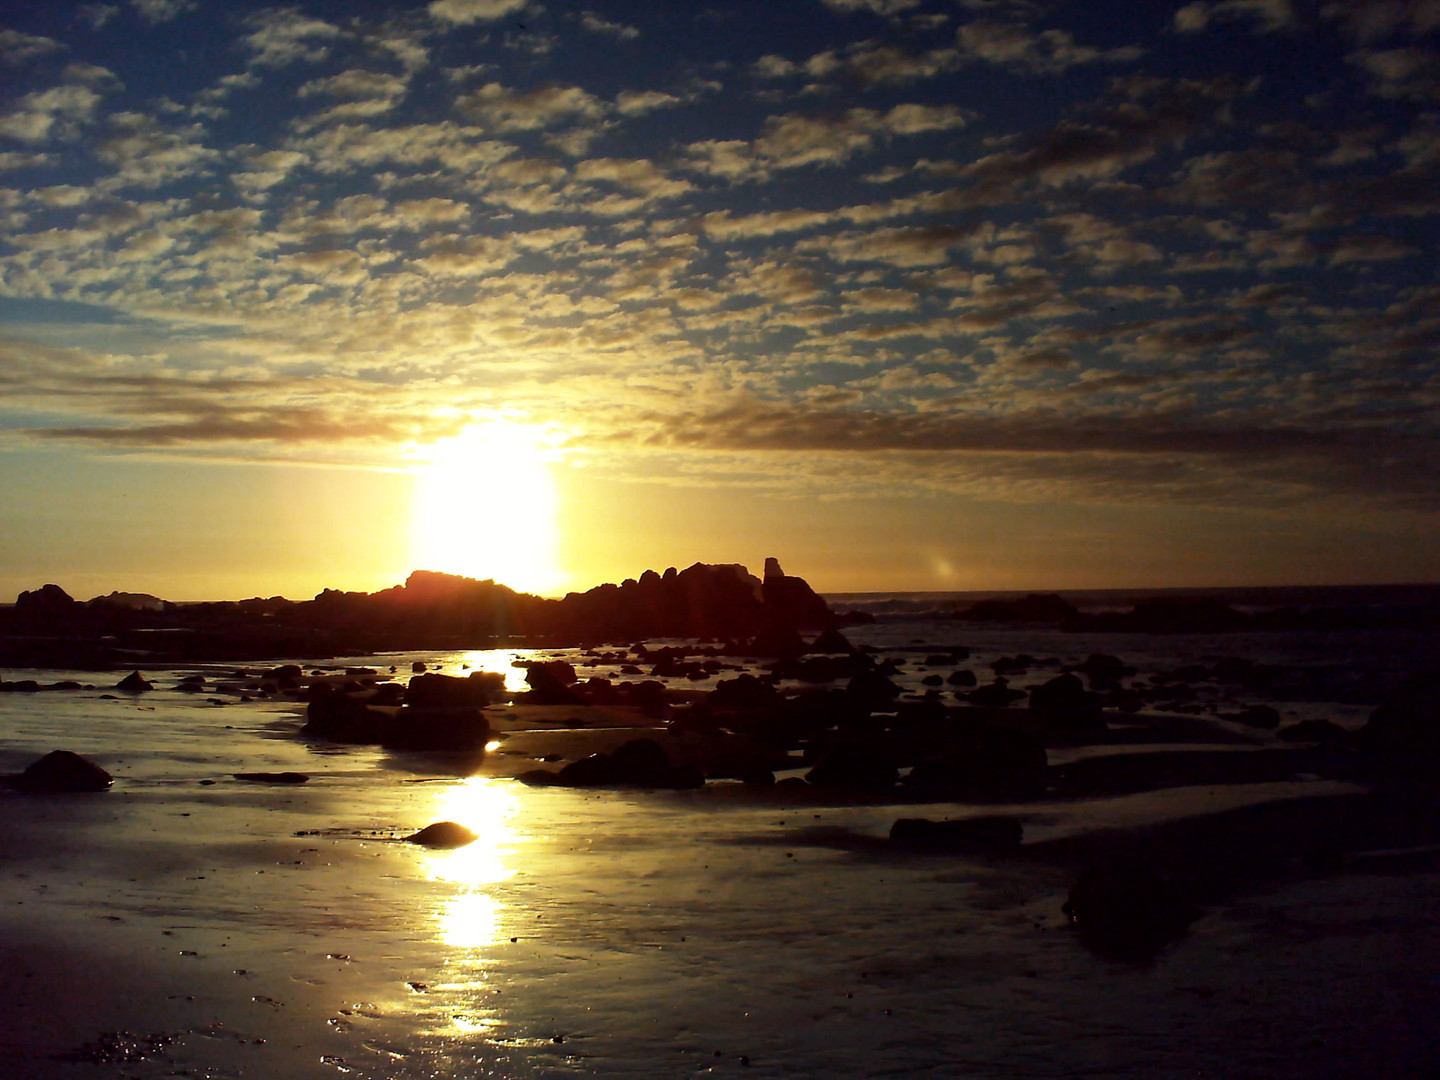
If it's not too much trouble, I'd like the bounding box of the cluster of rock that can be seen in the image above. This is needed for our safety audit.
[0,559,835,666]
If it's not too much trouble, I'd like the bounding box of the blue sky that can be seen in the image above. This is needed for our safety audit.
[1,0,1437,598]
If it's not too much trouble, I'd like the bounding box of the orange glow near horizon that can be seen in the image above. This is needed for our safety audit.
[410,421,569,596]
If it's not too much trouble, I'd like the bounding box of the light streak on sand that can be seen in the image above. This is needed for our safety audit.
[425,778,523,951]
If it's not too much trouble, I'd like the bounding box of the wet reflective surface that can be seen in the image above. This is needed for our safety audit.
[2,626,1440,1077]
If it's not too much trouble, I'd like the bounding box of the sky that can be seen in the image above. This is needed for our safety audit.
[1,0,1438,601]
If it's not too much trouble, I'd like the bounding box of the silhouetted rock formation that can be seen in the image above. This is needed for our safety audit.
[6,750,113,793]
[0,558,836,666]
[955,593,1078,624]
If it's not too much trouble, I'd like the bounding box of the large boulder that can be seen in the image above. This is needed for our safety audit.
[761,557,833,629]
[546,738,704,789]
[406,672,492,707]
[524,660,585,704]
[115,671,153,693]
[1028,673,1105,732]
[303,685,390,743]
[1359,670,1440,774]
[15,584,78,615]
[954,593,1078,624]
[381,705,490,752]
[9,750,113,793]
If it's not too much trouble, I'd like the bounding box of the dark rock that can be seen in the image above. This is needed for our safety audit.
[1078,653,1134,690]
[265,664,304,689]
[115,671,152,693]
[946,669,978,688]
[1225,704,1282,730]
[9,750,112,793]
[740,625,808,658]
[233,771,309,784]
[890,816,1023,852]
[710,673,786,711]
[993,654,1037,674]
[1358,670,1440,773]
[846,669,902,709]
[968,681,1024,707]
[904,722,1047,795]
[805,737,898,788]
[1124,597,1250,634]
[955,594,1078,624]
[406,672,492,708]
[524,660,585,704]
[1028,673,1105,732]
[761,557,833,629]
[303,685,389,743]
[15,583,78,614]
[382,705,490,752]
[1101,688,1145,713]
[810,627,854,654]
[557,752,618,786]
[405,821,477,848]
[412,661,428,673]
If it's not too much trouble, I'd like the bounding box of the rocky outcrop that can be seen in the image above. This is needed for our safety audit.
[955,594,1079,624]
[0,558,835,664]
[519,738,705,789]
[6,750,113,793]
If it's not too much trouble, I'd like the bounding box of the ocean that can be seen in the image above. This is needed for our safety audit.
[1,585,1438,1078]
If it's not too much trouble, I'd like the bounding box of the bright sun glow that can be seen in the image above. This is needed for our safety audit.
[427,778,522,950]
[411,421,566,595]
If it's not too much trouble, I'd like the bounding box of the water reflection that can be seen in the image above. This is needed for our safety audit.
[426,778,522,950]
[453,649,534,694]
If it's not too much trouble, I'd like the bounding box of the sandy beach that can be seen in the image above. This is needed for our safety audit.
[3,607,1440,1079]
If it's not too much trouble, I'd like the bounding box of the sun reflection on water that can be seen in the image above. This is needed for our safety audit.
[454,648,533,694]
[425,778,522,950]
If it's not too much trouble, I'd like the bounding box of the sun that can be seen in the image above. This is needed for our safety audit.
[410,420,566,596]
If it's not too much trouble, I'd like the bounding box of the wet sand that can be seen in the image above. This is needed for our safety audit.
[3,648,1440,1078]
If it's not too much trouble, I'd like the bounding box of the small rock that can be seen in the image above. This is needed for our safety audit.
[404,821,478,848]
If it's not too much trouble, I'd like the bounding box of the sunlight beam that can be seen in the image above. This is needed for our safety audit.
[410,420,566,595]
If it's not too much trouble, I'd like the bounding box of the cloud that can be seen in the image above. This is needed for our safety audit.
[579,12,640,40]
[0,29,65,65]
[130,0,195,23]
[574,157,691,200]
[956,21,1144,72]
[821,0,922,14]
[682,103,968,180]
[428,0,528,26]
[295,69,410,127]
[242,9,345,67]
[455,82,607,132]
[1173,0,1296,34]
[1322,0,1440,42]
[1350,46,1440,101]
[615,90,682,115]
[94,112,218,189]
[0,84,106,144]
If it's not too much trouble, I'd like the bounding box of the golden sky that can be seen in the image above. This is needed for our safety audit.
[2,1,1438,600]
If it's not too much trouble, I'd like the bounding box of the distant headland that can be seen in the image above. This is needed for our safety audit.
[0,558,841,667]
